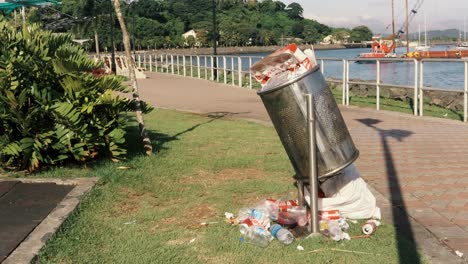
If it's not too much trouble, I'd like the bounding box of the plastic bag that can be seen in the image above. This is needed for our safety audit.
[305,164,381,220]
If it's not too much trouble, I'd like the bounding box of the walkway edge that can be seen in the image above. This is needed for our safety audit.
[1,178,98,264]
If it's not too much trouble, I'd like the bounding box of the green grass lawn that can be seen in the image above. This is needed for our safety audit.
[20,109,426,264]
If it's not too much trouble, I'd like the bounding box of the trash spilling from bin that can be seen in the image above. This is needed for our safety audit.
[229,190,381,247]
[228,43,382,248]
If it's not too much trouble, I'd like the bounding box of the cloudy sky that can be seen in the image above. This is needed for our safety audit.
[281,0,468,34]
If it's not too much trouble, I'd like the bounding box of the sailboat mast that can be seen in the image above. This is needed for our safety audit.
[392,0,395,37]
[405,0,409,53]
[464,17,466,42]
[391,0,395,52]
[418,24,421,46]
[424,14,427,46]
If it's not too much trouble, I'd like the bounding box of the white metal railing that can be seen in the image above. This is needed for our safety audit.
[116,53,468,123]
[419,59,468,122]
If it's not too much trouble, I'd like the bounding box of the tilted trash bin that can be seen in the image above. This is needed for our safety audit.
[257,65,359,181]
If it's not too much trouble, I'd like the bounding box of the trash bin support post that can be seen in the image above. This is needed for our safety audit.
[306,94,320,235]
[297,179,305,207]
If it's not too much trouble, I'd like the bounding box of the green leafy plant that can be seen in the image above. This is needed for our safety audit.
[0,21,146,171]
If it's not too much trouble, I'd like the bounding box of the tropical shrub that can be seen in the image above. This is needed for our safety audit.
[0,21,141,171]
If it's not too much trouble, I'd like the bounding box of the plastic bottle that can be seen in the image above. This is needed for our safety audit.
[241,225,274,248]
[238,207,271,228]
[277,206,308,227]
[327,220,344,241]
[269,224,295,245]
[257,199,279,221]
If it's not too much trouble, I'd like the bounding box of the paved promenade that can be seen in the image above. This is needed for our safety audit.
[139,72,468,263]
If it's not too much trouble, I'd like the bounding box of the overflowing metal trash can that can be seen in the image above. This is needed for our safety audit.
[257,65,359,181]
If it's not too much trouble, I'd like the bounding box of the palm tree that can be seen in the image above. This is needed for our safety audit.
[113,0,152,156]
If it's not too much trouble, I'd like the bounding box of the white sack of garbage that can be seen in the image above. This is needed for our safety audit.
[305,164,381,220]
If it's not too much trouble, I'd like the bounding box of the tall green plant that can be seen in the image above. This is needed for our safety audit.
[0,21,141,171]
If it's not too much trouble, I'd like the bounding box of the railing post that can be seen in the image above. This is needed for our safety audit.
[238,57,242,87]
[346,60,350,106]
[210,56,214,80]
[376,60,380,110]
[342,59,346,105]
[149,55,153,72]
[171,54,174,74]
[464,61,468,122]
[197,56,201,78]
[138,55,141,68]
[161,55,164,72]
[413,59,418,116]
[419,60,424,116]
[231,57,235,86]
[216,57,220,82]
[189,55,193,77]
[223,56,227,84]
[182,56,186,76]
[249,57,252,89]
[177,55,180,75]
[204,56,208,80]
[320,59,324,74]
[143,54,147,70]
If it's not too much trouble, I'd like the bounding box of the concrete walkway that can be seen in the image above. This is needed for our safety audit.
[139,72,468,263]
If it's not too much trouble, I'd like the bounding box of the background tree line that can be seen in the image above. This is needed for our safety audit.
[18,0,373,51]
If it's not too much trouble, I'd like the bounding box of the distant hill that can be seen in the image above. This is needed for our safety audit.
[409,29,465,40]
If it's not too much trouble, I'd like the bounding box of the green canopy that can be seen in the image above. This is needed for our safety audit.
[0,0,60,13]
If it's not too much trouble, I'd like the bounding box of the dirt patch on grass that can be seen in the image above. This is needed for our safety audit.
[180,168,266,187]
[109,187,158,217]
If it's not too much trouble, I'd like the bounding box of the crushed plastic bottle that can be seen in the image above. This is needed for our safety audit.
[257,199,279,221]
[326,220,350,241]
[269,224,295,245]
[327,220,344,241]
[240,225,274,248]
[277,206,308,227]
[238,207,271,229]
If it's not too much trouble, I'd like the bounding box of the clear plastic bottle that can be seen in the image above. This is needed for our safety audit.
[327,220,344,241]
[269,224,295,245]
[277,206,308,227]
[241,225,274,248]
[238,207,271,228]
[258,199,279,221]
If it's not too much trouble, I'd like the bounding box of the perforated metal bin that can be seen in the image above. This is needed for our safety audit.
[257,65,359,180]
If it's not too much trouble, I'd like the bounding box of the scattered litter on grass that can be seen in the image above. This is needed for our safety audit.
[455,250,464,258]
[330,248,377,255]
[296,245,304,251]
[225,212,234,219]
[350,235,371,239]
[123,220,137,225]
[117,166,132,170]
[189,238,196,244]
[200,221,219,226]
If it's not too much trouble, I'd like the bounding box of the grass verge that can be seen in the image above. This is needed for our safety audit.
[30,109,426,264]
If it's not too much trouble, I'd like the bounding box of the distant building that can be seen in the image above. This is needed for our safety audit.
[321,33,350,45]
[182,29,203,47]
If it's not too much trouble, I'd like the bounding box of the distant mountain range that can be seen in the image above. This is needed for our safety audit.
[408,29,466,40]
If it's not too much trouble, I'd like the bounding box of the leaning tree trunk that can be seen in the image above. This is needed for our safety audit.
[113,0,153,156]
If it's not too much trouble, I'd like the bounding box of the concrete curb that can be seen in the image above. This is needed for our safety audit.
[1,178,98,264]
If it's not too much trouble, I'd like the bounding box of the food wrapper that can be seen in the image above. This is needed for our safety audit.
[250,43,317,90]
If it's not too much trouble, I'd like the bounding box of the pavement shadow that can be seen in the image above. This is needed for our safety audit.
[356,118,421,264]
[125,111,249,157]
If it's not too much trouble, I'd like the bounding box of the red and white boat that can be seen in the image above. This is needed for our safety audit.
[357,35,397,62]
